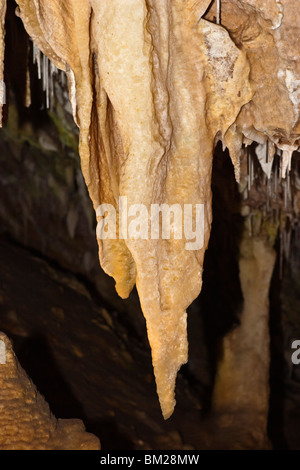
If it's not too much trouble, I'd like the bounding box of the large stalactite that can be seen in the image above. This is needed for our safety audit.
[0,0,299,427]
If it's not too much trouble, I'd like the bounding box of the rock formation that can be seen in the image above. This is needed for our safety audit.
[211,231,276,448]
[0,0,298,427]
[0,331,100,450]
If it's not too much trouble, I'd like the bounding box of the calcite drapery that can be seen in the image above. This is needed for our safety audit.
[9,0,252,419]
[0,0,299,420]
[206,0,300,178]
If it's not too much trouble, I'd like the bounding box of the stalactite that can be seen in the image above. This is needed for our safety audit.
[32,42,41,79]
[31,40,64,110]
[12,0,254,420]
[216,0,221,24]
[25,63,31,107]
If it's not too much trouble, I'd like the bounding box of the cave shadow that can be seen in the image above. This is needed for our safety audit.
[10,332,86,420]
[0,229,146,347]
[87,420,134,450]
[268,236,288,449]
[4,0,50,129]
[9,331,134,450]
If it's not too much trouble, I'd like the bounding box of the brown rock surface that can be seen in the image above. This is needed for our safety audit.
[0,331,100,450]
